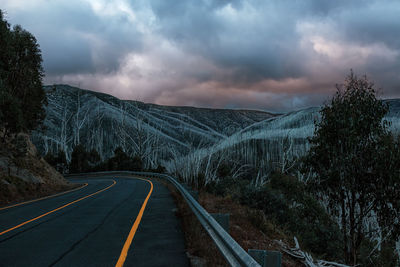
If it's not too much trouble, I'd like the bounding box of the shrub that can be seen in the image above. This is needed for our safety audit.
[206,171,343,260]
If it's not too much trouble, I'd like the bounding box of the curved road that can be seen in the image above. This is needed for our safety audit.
[0,175,190,267]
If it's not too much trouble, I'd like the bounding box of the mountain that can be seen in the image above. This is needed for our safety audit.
[167,99,400,184]
[32,84,400,180]
[32,85,275,168]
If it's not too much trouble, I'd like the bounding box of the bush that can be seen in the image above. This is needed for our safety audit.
[69,144,89,173]
[359,239,398,267]
[45,150,68,174]
[206,171,343,260]
[130,155,143,171]
[217,162,231,178]
[206,176,249,199]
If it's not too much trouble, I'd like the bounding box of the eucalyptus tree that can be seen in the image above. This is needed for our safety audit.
[0,10,46,136]
[304,71,400,265]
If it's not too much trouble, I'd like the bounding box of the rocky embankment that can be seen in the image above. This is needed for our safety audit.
[0,133,75,205]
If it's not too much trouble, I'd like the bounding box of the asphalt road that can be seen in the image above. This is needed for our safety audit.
[0,175,190,267]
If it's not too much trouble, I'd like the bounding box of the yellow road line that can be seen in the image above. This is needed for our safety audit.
[0,180,116,236]
[0,183,89,211]
[115,178,153,267]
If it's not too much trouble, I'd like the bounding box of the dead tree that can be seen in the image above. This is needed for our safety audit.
[73,90,89,146]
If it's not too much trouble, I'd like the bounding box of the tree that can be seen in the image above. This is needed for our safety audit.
[129,102,161,169]
[106,147,143,171]
[108,147,128,170]
[44,149,67,174]
[0,87,23,137]
[0,11,23,137]
[304,71,400,265]
[55,149,68,174]
[0,9,46,136]
[10,25,46,131]
[130,155,143,171]
[69,144,89,173]
[73,89,89,146]
[87,148,101,169]
[0,11,12,82]
[59,101,73,162]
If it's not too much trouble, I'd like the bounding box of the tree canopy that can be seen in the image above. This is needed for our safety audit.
[0,10,46,136]
[304,71,400,265]
[68,145,143,173]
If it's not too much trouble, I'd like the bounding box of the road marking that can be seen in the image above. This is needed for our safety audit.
[0,183,89,211]
[115,178,153,267]
[0,180,116,236]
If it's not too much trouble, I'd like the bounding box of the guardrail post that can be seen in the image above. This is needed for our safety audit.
[265,251,281,267]
[211,213,230,233]
[248,249,281,267]
[248,250,266,266]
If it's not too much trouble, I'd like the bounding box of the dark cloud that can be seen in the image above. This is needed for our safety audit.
[146,0,400,87]
[42,35,93,75]
[146,1,365,83]
[148,0,306,81]
[4,0,143,76]
[331,1,400,49]
[2,0,400,111]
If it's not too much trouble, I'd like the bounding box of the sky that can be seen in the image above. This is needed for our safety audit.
[2,0,400,112]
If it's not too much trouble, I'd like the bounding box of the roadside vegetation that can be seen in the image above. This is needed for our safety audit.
[205,171,342,262]
[303,71,400,266]
[159,179,228,267]
[44,144,165,174]
[0,10,46,137]
[159,176,302,266]
[0,10,73,206]
[179,71,400,266]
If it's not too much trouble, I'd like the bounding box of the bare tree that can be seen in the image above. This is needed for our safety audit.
[275,132,298,174]
[117,102,128,153]
[86,98,105,159]
[120,102,163,169]
[73,89,89,146]
[60,102,73,161]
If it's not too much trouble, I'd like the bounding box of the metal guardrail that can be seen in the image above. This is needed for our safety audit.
[66,171,261,267]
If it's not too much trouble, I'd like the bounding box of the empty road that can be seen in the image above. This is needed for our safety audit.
[0,175,189,267]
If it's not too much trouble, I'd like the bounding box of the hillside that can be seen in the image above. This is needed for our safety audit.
[32,84,275,168]
[0,134,73,205]
[31,84,400,181]
[167,100,400,184]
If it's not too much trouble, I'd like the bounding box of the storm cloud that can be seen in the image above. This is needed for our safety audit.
[2,0,400,111]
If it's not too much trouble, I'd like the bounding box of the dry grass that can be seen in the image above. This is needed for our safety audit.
[199,192,303,267]
[158,177,303,267]
[0,175,78,206]
[157,179,227,267]
[0,134,77,206]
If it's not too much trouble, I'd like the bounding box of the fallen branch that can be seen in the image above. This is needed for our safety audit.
[275,237,350,267]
